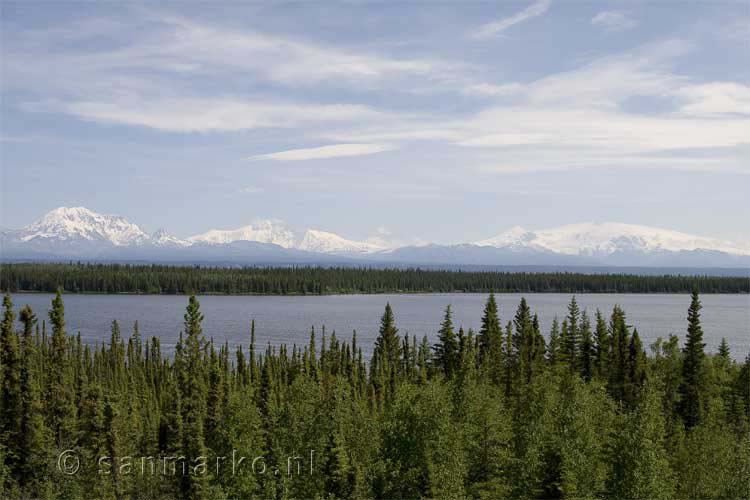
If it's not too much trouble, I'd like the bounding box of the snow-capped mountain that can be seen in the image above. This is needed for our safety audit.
[475,222,750,257]
[2,207,748,270]
[188,220,295,248]
[150,229,190,248]
[298,229,383,254]
[18,206,150,246]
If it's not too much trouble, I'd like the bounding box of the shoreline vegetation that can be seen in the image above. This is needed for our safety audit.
[0,289,747,498]
[2,263,748,295]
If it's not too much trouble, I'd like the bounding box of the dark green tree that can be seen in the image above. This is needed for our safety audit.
[579,310,594,381]
[678,290,706,429]
[432,305,458,378]
[478,293,504,385]
[180,296,210,498]
[593,310,609,379]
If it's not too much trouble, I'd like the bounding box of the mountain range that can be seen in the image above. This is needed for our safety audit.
[2,206,749,270]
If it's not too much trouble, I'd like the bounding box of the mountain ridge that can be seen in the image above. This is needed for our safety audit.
[2,206,748,268]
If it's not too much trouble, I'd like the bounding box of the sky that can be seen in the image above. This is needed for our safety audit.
[1,1,748,246]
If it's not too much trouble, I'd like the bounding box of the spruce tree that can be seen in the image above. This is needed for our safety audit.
[717,337,730,362]
[180,296,210,498]
[608,305,630,403]
[373,303,400,397]
[679,290,706,429]
[593,309,609,379]
[46,289,76,450]
[433,305,458,378]
[17,305,50,497]
[579,310,594,381]
[563,296,581,369]
[478,293,503,385]
[624,329,646,408]
[514,298,536,385]
[0,292,22,486]
[548,317,561,365]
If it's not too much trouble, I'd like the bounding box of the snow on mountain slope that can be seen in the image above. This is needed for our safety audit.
[188,220,295,248]
[150,229,190,247]
[5,207,748,267]
[476,222,750,256]
[20,206,149,246]
[298,229,382,254]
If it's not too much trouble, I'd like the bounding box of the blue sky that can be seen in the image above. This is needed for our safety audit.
[1,1,748,245]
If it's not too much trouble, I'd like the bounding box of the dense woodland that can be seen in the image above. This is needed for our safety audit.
[2,263,748,295]
[0,288,748,499]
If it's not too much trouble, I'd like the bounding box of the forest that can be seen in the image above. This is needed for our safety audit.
[0,288,748,499]
[2,262,749,295]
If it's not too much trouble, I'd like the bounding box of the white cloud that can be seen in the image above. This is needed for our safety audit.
[45,98,384,132]
[461,82,524,97]
[591,11,638,32]
[326,40,748,174]
[239,186,264,194]
[250,143,396,161]
[675,82,750,116]
[471,0,551,39]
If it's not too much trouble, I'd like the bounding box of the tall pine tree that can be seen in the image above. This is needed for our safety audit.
[679,290,706,429]
[433,305,458,378]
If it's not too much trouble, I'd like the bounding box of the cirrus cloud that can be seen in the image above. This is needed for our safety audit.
[249,143,397,161]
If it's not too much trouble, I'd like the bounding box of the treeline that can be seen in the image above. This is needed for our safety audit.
[0,290,748,499]
[2,262,748,294]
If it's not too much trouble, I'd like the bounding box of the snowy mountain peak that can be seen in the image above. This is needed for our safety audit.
[476,222,750,256]
[21,206,149,246]
[298,229,382,254]
[476,225,536,249]
[188,219,295,248]
[151,228,190,247]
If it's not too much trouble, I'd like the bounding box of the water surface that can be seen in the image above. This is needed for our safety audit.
[13,293,749,360]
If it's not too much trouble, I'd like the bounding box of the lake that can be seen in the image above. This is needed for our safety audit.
[11,293,750,360]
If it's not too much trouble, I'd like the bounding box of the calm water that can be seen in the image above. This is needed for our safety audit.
[12,293,750,360]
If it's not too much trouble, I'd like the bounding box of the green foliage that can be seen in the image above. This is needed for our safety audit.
[478,293,504,385]
[4,262,747,295]
[433,305,459,378]
[0,290,746,499]
[679,289,707,429]
[608,381,675,499]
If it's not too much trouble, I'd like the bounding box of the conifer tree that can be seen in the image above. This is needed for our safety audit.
[46,289,76,449]
[0,292,22,487]
[718,337,730,362]
[679,290,706,429]
[624,329,646,408]
[608,305,630,403]
[373,303,400,397]
[17,305,50,497]
[514,298,537,385]
[433,305,458,378]
[180,296,210,498]
[478,293,504,385]
[579,310,594,381]
[563,296,581,369]
[548,317,560,365]
[593,309,609,379]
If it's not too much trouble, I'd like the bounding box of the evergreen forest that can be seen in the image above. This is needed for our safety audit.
[2,262,748,295]
[0,289,748,499]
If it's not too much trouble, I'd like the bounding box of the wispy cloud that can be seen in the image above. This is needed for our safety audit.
[675,82,750,117]
[239,186,264,194]
[38,98,384,132]
[249,143,396,161]
[591,11,638,33]
[471,0,551,39]
[325,40,749,174]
